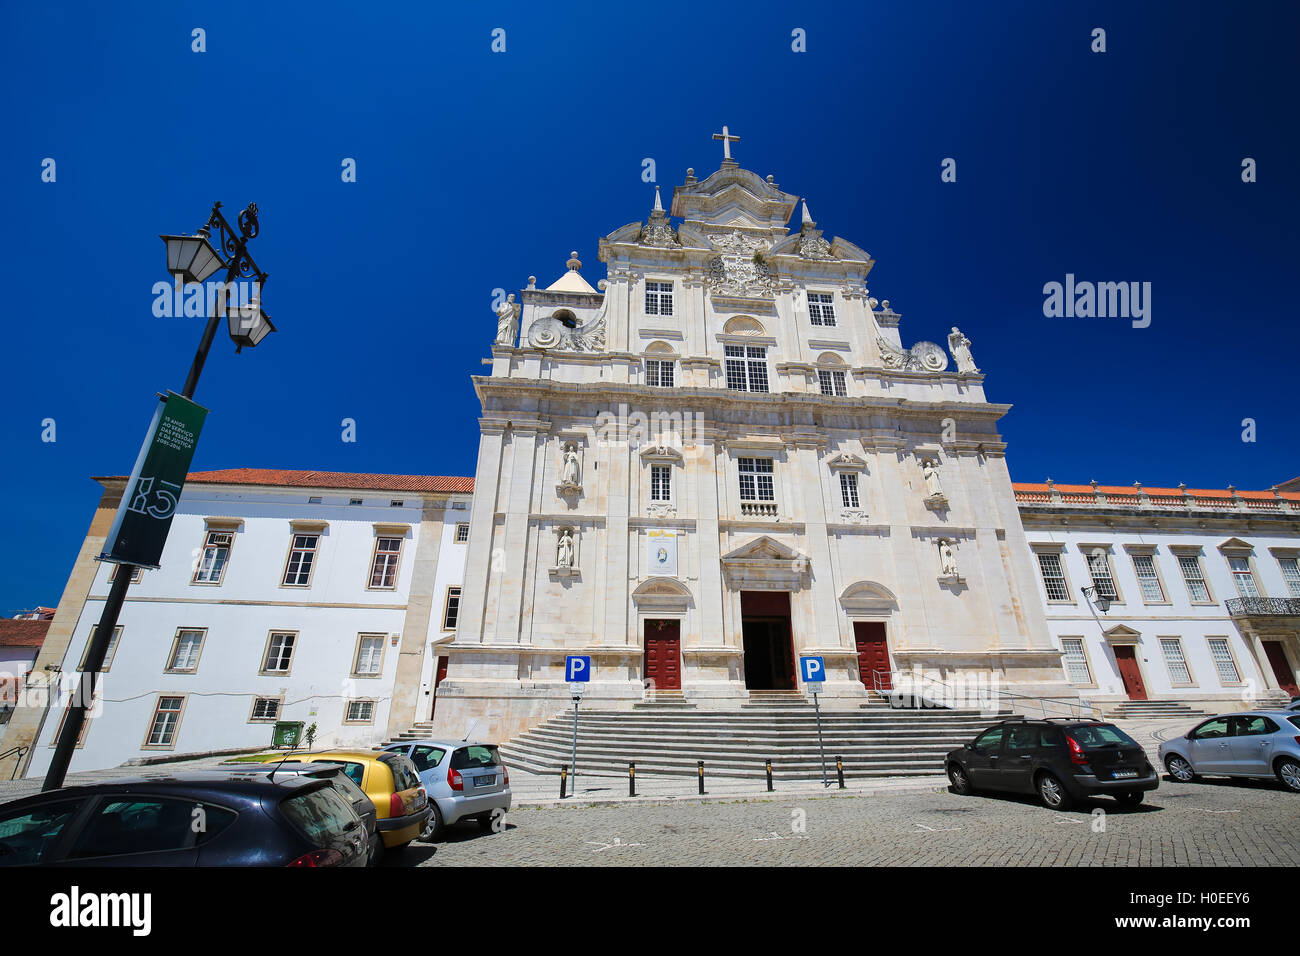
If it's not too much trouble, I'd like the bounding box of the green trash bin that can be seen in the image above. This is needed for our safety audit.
[272,721,304,749]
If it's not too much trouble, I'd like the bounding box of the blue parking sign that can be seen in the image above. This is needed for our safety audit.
[800,656,825,683]
[566,656,591,682]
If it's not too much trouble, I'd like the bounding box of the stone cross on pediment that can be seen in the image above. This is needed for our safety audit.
[712,125,740,162]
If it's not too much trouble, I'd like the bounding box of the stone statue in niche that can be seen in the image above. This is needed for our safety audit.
[494,294,520,347]
[939,538,959,577]
[948,327,980,374]
[922,458,942,497]
[556,529,575,569]
[557,444,582,494]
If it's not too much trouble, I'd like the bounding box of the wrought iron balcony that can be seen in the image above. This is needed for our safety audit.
[1226,597,1300,617]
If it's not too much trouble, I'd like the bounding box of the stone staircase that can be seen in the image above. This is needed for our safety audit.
[1104,700,1206,721]
[497,700,1016,780]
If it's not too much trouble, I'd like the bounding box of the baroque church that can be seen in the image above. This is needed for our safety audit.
[433,135,1072,742]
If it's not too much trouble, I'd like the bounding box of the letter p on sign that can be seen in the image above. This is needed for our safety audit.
[800,656,825,683]
[566,655,591,682]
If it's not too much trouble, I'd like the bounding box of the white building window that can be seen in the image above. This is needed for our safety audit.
[250,698,280,722]
[1131,554,1165,603]
[651,464,672,502]
[1159,638,1192,684]
[725,345,768,392]
[644,281,674,316]
[455,522,470,543]
[1177,555,1211,602]
[282,533,319,587]
[646,358,675,388]
[80,625,123,672]
[166,629,205,673]
[839,472,860,509]
[345,700,375,724]
[1085,549,1118,602]
[808,292,836,326]
[353,634,385,676]
[1278,556,1300,597]
[146,696,185,748]
[193,530,233,584]
[1207,638,1241,684]
[109,565,143,585]
[1227,557,1259,597]
[262,632,296,675]
[443,587,461,630]
[738,458,775,501]
[369,536,403,589]
[819,369,847,396]
[1036,552,1069,602]
[1060,638,1092,684]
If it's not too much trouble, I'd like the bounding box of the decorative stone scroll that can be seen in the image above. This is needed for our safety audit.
[877,335,949,372]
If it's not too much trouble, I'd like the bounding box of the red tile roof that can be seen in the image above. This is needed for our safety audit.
[0,619,50,648]
[96,469,474,494]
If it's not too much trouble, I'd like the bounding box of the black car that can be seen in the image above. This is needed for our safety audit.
[945,719,1160,810]
[0,772,370,867]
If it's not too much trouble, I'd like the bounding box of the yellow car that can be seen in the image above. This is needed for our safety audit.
[262,750,430,853]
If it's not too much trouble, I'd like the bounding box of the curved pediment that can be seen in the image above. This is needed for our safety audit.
[632,576,693,611]
[839,580,899,611]
[722,535,802,563]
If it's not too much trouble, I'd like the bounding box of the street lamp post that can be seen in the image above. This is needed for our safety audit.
[42,201,273,792]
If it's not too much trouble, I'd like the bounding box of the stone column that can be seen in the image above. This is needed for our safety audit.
[494,422,545,644]
[453,421,507,646]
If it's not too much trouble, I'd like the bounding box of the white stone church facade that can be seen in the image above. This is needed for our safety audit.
[4,146,1298,778]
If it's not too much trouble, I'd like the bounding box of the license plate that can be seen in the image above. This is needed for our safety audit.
[1112,769,1138,779]
[476,775,496,787]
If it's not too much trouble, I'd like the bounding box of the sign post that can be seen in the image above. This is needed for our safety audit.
[564,656,590,798]
[801,656,829,787]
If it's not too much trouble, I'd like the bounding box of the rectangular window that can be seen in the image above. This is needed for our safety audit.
[1060,638,1092,684]
[443,587,461,630]
[369,536,402,589]
[1036,552,1069,602]
[353,634,385,676]
[1132,554,1166,603]
[192,530,232,584]
[1159,638,1192,684]
[79,625,123,672]
[1227,557,1259,597]
[250,698,280,721]
[1177,555,1211,602]
[262,632,296,674]
[839,472,860,509]
[1279,557,1300,598]
[1086,550,1118,602]
[109,565,142,585]
[645,359,675,388]
[724,345,768,393]
[650,464,672,502]
[808,292,836,326]
[644,281,674,316]
[455,522,470,543]
[819,369,847,396]
[1207,638,1240,684]
[345,700,375,723]
[282,533,319,586]
[146,696,184,747]
[166,629,205,673]
[738,458,775,501]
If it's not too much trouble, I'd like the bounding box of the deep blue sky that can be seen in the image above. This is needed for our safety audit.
[2,1,1297,612]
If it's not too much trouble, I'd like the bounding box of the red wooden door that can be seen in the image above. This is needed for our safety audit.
[429,655,449,718]
[853,622,892,690]
[1263,641,1299,697]
[1113,646,1148,700]
[644,620,682,691]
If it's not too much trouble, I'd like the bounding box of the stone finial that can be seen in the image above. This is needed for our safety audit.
[801,200,814,226]
[566,251,582,271]
[1045,477,1053,487]
[652,185,663,213]
[598,279,608,291]
[766,174,775,183]
[526,275,537,290]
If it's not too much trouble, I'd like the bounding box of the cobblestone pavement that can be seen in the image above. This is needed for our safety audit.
[391,776,1300,867]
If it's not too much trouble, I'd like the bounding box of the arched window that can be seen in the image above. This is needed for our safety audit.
[816,352,848,396]
[643,341,677,388]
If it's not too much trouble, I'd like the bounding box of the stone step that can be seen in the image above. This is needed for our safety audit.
[499,749,946,779]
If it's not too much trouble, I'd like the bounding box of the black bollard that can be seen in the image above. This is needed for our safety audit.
[629,762,636,797]
[560,765,568,799]
[766,758,774,792]
[698,759,705,795]
[836,755,846,790]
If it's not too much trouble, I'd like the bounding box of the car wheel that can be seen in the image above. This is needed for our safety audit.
[420,802,444,842]
[1115,791,1144,807]
[477,809,505,832]
[947,763,974,796]
[1276,758,1300,794]
[1036,771,1074,811]
[1165,755,1196,783]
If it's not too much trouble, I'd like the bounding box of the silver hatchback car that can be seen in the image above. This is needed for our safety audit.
[1158,711,1300,793]
[380,739,511,840]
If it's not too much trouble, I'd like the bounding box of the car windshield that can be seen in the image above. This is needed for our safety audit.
[451,745,501,770]
[1068,724,1138,748]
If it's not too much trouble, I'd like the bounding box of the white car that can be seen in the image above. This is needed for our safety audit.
[1158,711,1300,793]
[380,739,511,840]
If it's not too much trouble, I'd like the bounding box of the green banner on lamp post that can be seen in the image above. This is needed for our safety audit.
[100,391,208,569]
